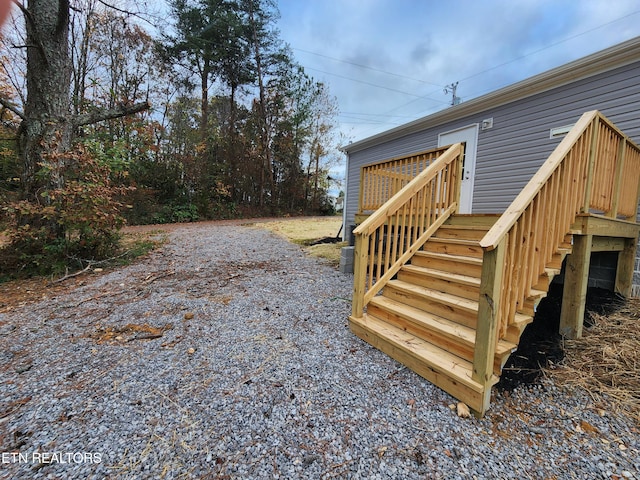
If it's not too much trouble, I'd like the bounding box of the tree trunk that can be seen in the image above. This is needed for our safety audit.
[247,2,274,209]
[20,0,73,196]
[200,58,210,142]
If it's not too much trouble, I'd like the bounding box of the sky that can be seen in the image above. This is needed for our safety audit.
[275,0,640,149]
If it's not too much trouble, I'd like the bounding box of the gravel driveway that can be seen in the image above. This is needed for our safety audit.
[0,222,638,479]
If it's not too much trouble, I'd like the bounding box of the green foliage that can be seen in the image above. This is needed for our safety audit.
[152,202,200,224]
[83,138,131,177]
[0,129,21,224]
[0,144,129,279]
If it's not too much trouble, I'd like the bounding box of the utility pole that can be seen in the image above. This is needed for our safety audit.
[444,82,461,106]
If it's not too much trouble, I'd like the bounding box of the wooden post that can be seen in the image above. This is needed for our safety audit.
[560,234,592,339]
[473,235,506,416]
[351,233,368,318]
[615,236,638,297]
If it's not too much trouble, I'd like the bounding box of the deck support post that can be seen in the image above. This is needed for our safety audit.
[473,236,506,416]
[560,234,592,339]
[615,235,638,297]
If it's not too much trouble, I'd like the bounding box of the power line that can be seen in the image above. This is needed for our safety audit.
[292,47,443,88]
[340,111,418,119]
[304,66,446,103]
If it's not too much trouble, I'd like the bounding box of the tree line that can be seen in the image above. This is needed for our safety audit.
[0,0,342,278]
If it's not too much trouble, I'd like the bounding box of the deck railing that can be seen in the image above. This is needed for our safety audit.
[473,110,640,385]
[352,143,464,317]
[358,145,453,215]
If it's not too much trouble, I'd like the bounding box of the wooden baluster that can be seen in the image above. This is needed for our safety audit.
[609,137,626,218]
[631,148,640,216]
[390,210,400,265]
[367,234,376,290]
[555,162,568,246]
[537,182,550,266]
[359,166,366,212]
[385,215,393,274]
[547,169,561,261]
[583,117,599,213]
[501,237,516,336]
[376,224,384,281]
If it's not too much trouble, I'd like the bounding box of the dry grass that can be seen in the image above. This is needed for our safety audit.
[254,216,342,244]
[304,241,348,265]
[254,216,346,266]
[551,297,640,425]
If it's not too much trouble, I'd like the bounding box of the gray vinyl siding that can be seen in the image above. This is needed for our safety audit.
[473,61,640,213]
[345,60,640,232]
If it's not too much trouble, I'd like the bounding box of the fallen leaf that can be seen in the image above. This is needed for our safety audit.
[457,402,471,418]
[377,446,387,458]
[184,312,194,320]
[580,420,599,434]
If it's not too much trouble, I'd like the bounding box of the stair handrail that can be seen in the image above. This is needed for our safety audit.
[475,110,640,379]
[352,143,464,318]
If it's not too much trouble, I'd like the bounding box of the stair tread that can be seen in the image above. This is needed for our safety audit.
[445,215,500,228]
[350,313,492,393]
[413,250,483,265]
[387,278,532,326]
[401,264,481,285]
[369,296,517,356]
[427,237,481,246]
[439,224,491,231]
[387,279,479,311]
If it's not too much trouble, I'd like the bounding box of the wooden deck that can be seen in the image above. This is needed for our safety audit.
[349,111,640,416]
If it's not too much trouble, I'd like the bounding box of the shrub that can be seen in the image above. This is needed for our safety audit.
[0,144,130,279]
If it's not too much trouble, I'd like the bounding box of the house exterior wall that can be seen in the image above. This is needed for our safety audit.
[344,59,640,295]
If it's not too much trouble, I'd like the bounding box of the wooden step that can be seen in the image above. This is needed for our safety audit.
[504,314,534,344]
[397,264,480,300]
[411,251,483,277]
[519,288,548,316]
[349,313,497,413]
[444,214,500,228]
[383,279,479,328]
[422,237,484,258]
[367,296,517,373]
[434,225,491,241]
[533,267,562,291]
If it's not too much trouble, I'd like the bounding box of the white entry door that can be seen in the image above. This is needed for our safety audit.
[438,124,479,214]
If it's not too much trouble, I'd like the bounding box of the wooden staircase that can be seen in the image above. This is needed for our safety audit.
[349,215,537,413]
[349,111,640,416]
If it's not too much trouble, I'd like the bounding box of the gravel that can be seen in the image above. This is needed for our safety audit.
[0,222,638,479]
